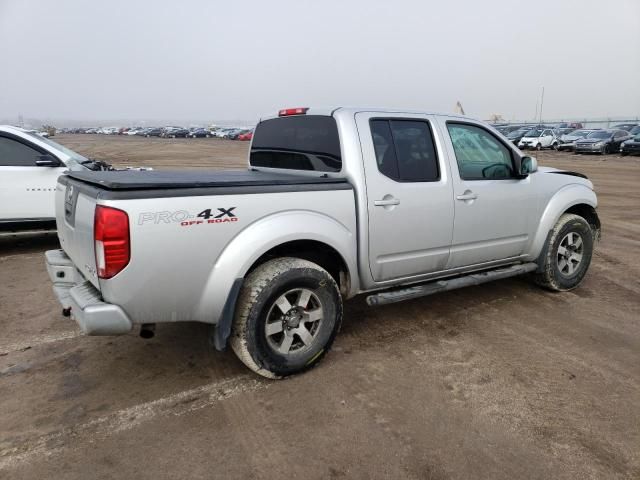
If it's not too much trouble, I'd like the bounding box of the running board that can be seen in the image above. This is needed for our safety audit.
[366,262,538,306]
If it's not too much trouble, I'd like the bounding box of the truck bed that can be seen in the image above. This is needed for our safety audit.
[64,170,352,199]
[66,169,348,190]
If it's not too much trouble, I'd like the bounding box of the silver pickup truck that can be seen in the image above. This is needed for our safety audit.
[46,107,601,378]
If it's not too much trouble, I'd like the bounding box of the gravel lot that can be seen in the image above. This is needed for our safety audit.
[1,135,638,479]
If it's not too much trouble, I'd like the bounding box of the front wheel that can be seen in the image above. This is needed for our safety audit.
[536,143,542,151]
[230,258,343,378]
[602,145,610,154]
[533,213,594,291]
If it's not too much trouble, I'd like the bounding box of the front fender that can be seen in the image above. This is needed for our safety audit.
[195,210,358,325]
[527,184,597,261]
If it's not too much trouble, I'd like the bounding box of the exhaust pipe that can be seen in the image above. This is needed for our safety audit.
[140,323,156,339]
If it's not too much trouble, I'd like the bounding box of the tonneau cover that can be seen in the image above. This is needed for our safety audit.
[66,169,348,190]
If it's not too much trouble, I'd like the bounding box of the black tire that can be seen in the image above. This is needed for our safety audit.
[230,258,343,378]
[533,213,594,292]
[552,142,558,150]
[602,145,610,154]
[536,143,542,151]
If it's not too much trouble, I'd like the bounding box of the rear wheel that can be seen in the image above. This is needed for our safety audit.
[230,258,342,378]
[552,142,558,150]
[533,213,594,291]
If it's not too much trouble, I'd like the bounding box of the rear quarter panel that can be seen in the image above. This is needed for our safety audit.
[98,188,358,326]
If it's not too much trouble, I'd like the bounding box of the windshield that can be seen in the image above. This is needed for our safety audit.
[629,126,640,136]
[525,129,543,137]
[570,130,591,138]
[587,131,610,139]
[21,131,89,168]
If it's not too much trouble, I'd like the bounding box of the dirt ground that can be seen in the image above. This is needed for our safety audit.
[1,135,639,479]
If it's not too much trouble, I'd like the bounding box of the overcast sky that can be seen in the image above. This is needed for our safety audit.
[1,0,639,125]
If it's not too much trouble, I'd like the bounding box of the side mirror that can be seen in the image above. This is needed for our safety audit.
[520,156,537,175]
[35,154,62,167]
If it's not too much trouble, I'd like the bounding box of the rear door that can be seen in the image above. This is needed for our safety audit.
[440,120,536,269]
[0,134,66,220]
[355,112,454,282]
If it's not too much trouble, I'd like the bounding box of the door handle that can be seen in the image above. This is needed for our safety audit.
[374,198,400,207]
[456,191,478,201]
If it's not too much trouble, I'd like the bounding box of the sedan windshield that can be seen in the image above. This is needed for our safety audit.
[587,131,611,139]
[571,130,591,138]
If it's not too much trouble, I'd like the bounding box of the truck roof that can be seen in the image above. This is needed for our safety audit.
[260,107,477,123]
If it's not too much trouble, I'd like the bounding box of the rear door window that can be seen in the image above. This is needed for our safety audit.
[250,115,341,172]
[369,119,439,182]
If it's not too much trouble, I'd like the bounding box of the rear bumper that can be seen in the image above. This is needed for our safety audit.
[45,249,132,335]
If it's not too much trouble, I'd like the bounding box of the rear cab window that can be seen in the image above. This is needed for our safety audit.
[250,115,341,172]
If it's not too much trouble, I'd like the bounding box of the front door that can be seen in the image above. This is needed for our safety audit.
[440,120,536,269]
[355,112,455,282]
[0,135,65,220]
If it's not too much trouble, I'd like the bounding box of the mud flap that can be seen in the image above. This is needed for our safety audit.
[536,230,554,273]
[210,278,243,351]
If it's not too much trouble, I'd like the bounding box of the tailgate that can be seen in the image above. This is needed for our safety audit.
[55,175,101,289]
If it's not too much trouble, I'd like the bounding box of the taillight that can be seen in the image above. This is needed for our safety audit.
[94,205,130,279]
[278,107,309,117]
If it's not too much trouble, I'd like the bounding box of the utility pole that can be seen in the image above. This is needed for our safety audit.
[539,87,545,124]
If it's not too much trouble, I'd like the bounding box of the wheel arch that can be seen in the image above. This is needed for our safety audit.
[195,210,358,328]
[528,184,599,262]
[247,240,352,297]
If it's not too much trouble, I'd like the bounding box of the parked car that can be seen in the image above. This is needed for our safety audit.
[143,128,163,137]
[45,106,600,378]
[612,123,639,132]
[228,129,251,140]
[506,127,531,145]
[162,128,189,138]
[557,122,584,129]
[219,128,243,139]
[620,134,640,156]
[625,125,640,137]
[554,127,576,137]
[518,128,559,150]
[0,125,99,230]
[557,129,599,151]
[575,129,631,154]
[188,128,212,138]
[237,131,254,141]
